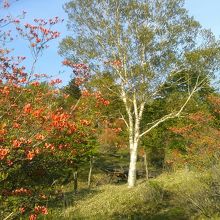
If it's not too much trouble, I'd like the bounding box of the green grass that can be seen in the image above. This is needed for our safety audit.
[38,169,220,220]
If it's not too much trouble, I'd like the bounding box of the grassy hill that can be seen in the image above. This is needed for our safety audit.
[37,168,220,220]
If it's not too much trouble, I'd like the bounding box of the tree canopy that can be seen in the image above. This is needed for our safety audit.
[60,0,220,187]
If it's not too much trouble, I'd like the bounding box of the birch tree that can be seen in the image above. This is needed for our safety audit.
[60,0,220,187]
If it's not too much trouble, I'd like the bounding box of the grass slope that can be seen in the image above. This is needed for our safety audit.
[40,169,220,220]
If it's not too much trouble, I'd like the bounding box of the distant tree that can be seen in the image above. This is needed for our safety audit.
[168,93,220,169]
[141,73,215,173]
[63,77,81,100]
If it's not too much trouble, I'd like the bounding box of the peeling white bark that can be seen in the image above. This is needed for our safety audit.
[128,141,138,187]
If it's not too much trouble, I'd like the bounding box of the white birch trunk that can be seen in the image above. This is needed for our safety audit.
[127,97,143,187]
[128,141,138,187]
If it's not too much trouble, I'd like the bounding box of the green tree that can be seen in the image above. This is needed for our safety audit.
[63,78,81,100]
[60,0,220,187]
[141,72,215,173]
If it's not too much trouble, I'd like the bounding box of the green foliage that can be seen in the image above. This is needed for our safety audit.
[63,78,81,100]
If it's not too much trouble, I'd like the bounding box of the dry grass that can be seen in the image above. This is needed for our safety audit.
[63,181,159,219]
[41,169,220,220]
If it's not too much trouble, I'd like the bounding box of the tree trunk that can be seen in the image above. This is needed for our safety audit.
[73,169,78,194]
[143,151,149,180]
[128,141,138,187]
[88,157,93,188]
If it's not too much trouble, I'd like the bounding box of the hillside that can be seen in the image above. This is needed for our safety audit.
[40,168,220,220]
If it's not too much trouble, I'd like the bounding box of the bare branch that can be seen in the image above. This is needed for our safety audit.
[140,76,204,138]
[119,112,129,128]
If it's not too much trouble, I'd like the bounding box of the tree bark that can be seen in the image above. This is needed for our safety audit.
[73,169,78,194]
[88,157,93,188]
[143,151,149,180]
[128,141,138,187]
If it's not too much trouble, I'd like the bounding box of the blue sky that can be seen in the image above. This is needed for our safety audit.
[2,0,220,85]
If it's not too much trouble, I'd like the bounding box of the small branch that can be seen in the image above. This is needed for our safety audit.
[140,112,175,137]
[119,112,129,128]
[3,212,14,220]
[70,97,81,114]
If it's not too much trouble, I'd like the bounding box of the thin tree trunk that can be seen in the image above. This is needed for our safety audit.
[143,151,149,180]
[88,157,93,188]
[73,169,78,194]
[63,191,68,208]
[128,141,138,187]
